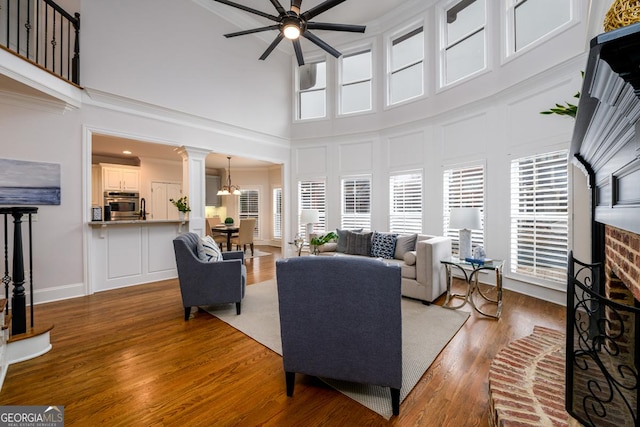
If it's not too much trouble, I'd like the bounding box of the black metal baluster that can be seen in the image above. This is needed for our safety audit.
[72,12,79,84]
[36,0,39,64]
[6,0,10,49]
[44,3,48,70]
[51,8,56,74]
[11,209,26,335]
[2,213,10,314]
[25,0,31,59]
[16,0,20,55]
[28,213,33,328]
[66,20,70,80]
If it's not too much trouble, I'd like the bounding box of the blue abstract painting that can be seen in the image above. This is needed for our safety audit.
[0,158,61,205]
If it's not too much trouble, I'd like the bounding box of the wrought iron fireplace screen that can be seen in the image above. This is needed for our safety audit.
[566,251,639,427]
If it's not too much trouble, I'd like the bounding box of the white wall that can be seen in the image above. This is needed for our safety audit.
[289,1,593,305]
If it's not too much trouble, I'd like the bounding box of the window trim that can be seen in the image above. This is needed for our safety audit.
[272,186,282,240]
[297,178,327,237]
[388,170,424,234]
[502,0,580,63]
[509,149,569,286]
[385,20,426,109]
[341,175,372,230]
[338,47,374,117]
[294,57,329,122]
[438,0,488,89]
[442,162,486,256]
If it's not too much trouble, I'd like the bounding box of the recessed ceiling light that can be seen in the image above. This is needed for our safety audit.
[123,150,132,155]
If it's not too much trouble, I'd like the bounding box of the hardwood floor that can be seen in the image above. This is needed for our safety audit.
[0,247,565,426]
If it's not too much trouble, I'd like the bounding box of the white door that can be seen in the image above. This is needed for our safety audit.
[151,182,182,220]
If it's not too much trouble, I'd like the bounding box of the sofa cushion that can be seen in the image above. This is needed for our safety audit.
[336,228,363,253]
[404,251,417,266]
[371,231,398,259]
[394,233,418,259]
[197,236,223,262]
[318,242,337,252]
[345,231,372,256]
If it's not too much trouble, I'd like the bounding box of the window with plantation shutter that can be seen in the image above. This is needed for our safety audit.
[443,164,485,255]
[239,189,259,238]
[389,172,423,233]
[298,179,326,236]
[273,187,282,240]
[342,176,371,230]
[510,150,568,283]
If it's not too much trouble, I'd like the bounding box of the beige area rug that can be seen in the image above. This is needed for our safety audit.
[205,280,469,419]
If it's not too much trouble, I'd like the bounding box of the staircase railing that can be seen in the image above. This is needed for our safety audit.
[0,0,80,85]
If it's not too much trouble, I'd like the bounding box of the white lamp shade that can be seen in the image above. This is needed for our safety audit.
[300,209,320,224]
[449,207,482,230]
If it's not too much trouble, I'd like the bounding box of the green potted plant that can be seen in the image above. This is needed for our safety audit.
[310,231,338,255]
[169,196,191,220]
[224,217,235,227]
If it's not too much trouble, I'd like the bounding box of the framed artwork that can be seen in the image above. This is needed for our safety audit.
[0,158,61,205]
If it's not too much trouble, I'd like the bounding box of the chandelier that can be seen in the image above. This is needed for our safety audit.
[217,156,241,196]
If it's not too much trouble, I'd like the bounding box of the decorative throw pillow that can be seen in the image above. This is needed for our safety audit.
[345,231,373,256]
[371,232,398,259]
[394,233,418,260]
[336,228,363,253]
[197,235,223,262]
[404,251,417,266]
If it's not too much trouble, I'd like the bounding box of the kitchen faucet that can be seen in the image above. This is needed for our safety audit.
[140,198,146,220]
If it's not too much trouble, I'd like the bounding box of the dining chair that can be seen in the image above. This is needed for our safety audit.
[231,218,256,255]
[206,217,226,250]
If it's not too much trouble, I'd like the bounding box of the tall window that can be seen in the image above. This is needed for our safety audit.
[510,150,568,283]
[389,172,423,233]
[342,176,371,230]
[443,165,485,254]
[389,26,424,105]
[297,61,326,120]
[509,0,572,53]
[298,179,326,236]
[340,49,372,115]
[273,187,282,240]
[443,0,486,86]
[239,189,260,238]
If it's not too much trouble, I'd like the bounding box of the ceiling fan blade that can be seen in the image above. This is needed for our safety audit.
[301,0,347,21]
[224,25,280,38]
[303,31,341,58]
[291,0,302,14]
[213,0,280,22]
[260,33,284,60]
[306,22,366,33]
[292,39,305,66]
[269,0,286,15]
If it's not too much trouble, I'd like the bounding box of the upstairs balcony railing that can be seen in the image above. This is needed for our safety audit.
[0,0,80,85]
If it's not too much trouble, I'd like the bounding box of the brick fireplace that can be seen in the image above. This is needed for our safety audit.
[604,225,640,303]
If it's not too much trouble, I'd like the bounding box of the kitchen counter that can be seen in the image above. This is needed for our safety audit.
[88,219,186,225]
[88,218,187,293]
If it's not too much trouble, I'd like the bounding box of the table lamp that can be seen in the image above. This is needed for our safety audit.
[449,207,482,260]
[300,209,320,243]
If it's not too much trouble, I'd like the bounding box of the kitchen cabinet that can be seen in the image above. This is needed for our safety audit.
[205,175,221,206]
[102,164,140,192]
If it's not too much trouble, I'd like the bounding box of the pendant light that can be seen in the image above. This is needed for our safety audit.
[217,156,242,196]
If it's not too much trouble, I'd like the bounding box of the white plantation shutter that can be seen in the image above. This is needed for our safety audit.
[389,172,423,233]
[273,187,282,240]
[443,165,485,255]
[510,150,568,282]
[239,189,259,238]
[342,176,371,230]
[298,180,326,236]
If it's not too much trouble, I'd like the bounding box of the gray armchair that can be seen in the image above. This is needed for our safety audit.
[276,256,403,415]
[173,232,246,320]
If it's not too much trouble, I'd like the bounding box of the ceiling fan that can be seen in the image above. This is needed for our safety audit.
[213,0,366,66]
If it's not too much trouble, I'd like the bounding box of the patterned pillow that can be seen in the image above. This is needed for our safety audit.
[197,236,223,262]
[336,228,363,253]
[371,232,398,259]
[345,231,373,256]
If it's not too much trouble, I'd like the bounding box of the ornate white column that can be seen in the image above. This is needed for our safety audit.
[177,146,210,236]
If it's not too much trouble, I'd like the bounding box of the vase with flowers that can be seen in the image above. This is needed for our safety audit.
[170,196,191,220]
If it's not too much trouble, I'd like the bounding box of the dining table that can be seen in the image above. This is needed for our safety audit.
[211,225,240,251]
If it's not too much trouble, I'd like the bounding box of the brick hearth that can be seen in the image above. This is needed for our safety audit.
[488,326,578,427]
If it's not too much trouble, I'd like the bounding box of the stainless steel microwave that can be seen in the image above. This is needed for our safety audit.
[103,191,139,221]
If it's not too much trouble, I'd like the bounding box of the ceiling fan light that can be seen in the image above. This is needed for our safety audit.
[283,23,300,39]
